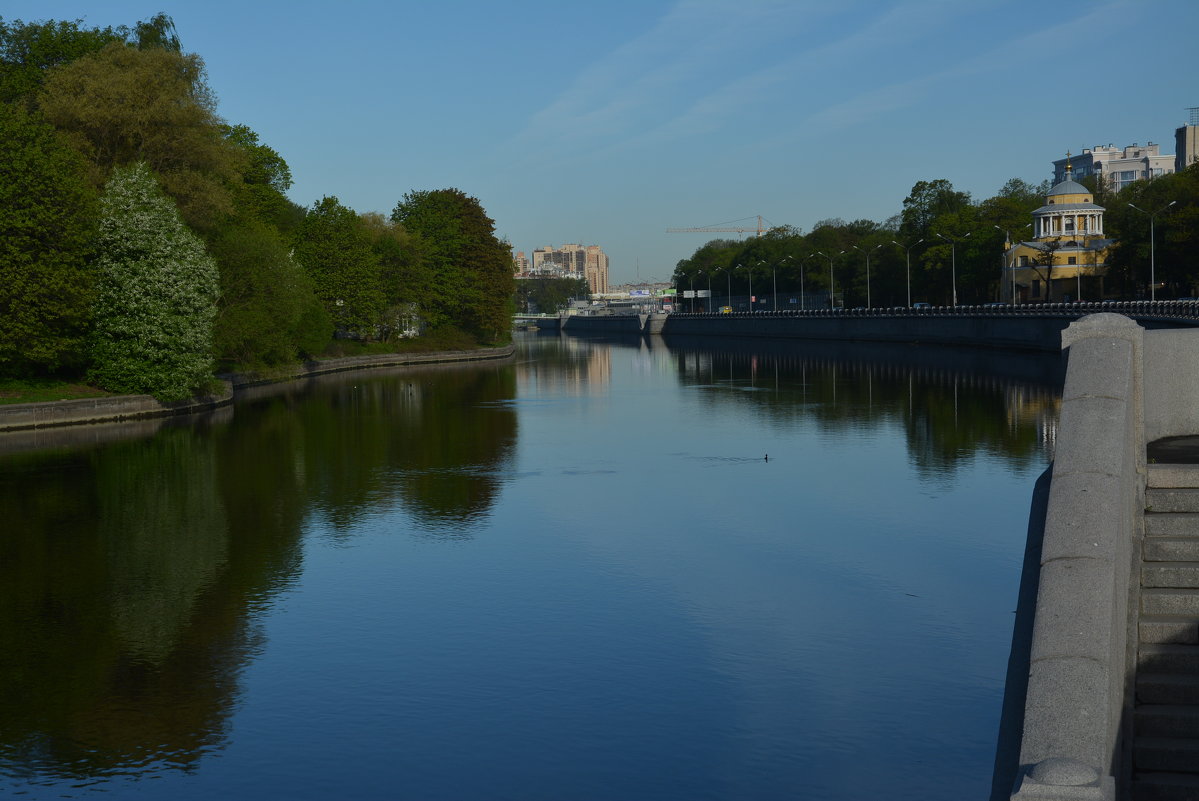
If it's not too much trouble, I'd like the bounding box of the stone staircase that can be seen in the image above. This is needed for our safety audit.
[1135,466,1199,800]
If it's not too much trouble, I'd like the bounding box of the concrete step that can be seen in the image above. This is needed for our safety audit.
[1133,771,1199,801]
[1138,644,1199,673]
[1149,464,1199,489]
[1145,589,1199,617]
[1146,515,1199,540]
[1147,537,1199,561]
[1145,563,1199,589]
[1136,737,1199,774]
[1142,617,1199,645]
[1136,705,1199,738]
[1148,489,1199,514]
[1139,673,1199,704]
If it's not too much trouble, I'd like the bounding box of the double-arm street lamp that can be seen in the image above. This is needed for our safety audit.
[852,243,884,308]
[891,238,923,308]
[815,251,835,309]
[776,256,791,311]
[936,231,971,307]
[1129,201,1177,301]
[800,254,819,310]
[738,263,754,311]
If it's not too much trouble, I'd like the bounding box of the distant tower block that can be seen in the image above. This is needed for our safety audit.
[1178,108,1199,173]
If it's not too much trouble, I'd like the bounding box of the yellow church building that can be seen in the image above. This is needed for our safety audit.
[1004,158,1115,302]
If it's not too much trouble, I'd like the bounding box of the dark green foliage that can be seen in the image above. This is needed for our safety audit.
[0,16,124,104]
[391,188,515,343]
[209,220,331,367]
[293,197,385,337]
[0,102,98,374]
[514,277,589,314]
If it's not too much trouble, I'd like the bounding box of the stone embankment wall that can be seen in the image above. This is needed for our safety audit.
[0,344,515,433]
[1002,317,1199,800]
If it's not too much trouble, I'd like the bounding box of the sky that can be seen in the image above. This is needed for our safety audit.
[6,0,1197,285]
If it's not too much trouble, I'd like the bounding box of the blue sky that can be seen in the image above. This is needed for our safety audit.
[6,0,1197,284]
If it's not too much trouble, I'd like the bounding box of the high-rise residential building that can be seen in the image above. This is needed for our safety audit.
[512,251,530,273]
[1177,108,1199,173]
[1052,142,1175,192]
[521,244,609,294]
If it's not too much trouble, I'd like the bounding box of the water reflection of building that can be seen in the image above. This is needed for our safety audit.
[1006,386,1060,453]
[516,336,612,396]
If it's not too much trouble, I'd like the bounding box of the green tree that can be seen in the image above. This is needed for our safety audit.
[37,41,244,230]
[222,123,304,233]
[209,220,331,366]
[0,101,98,374]
[0,16,123,104]
[391,188,514,343]
[88,163,219,402]
[293,196,385,337]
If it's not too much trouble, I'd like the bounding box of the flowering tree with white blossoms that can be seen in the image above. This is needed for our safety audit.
[89,163,219,402]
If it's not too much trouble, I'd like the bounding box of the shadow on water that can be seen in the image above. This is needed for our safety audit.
[0,359,517,786]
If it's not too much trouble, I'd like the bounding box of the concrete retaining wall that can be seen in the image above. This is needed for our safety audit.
[0,344,515,433]
[1143,328,1199,443]
[1008,314,1145,800]
[663,314,1080,351]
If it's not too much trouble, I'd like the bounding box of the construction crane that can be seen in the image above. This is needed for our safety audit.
[665,215,767,237]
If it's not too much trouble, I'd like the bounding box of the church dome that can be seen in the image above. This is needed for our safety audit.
[1048,177,1090,197]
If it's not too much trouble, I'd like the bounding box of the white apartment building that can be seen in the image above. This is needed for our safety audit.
[1052,143,1175,192]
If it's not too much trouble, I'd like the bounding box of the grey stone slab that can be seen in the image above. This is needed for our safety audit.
[1021,656,1111,769]
[1031,558,1116,663]
[1137,673,1199,704]
[1144,590,1199,616]
[1060,330,1134,404]
[1135,704,1199,739]
[1148,490,1199,514]
[1145,562,1199,588]
[1140,617,1199,645]
[1135,736,1199,773]
[1144,537,1199,561]
[1137,643,1199,673]
[1041,472,1125,563]
[1149,464,1199,489]
[1053,396,1132,479]
[1132,771,1199,801]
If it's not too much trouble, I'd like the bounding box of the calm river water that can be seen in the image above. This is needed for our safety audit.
[0,332,1062,800]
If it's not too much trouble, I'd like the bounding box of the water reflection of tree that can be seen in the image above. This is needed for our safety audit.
[0,361,518,784]
[664,337,1062,478]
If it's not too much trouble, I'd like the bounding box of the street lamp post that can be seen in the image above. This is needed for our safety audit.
[852,243,883,308]
[800,254,818,310]
[777,256,791,311]
[726,266,733,310]
[936,232,972,307]
[815,251,835,309]
[993,225,1030,303]
[891,239,922,308]
[688,273,695,313]
[1129,201,1177,301]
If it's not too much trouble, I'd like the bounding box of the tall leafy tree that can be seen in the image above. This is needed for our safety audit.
[293,196,384,337]
[89,163,219,402]
[391,188,515,343]
[37,41,244,230]
[0,16,123,104]
[0,101,98,374]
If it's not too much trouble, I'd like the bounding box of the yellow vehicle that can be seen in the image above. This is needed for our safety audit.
[719,306,732,314]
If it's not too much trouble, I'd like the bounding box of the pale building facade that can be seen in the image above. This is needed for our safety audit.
[1052,143,1175,193]
[519,243,609,294]
[1004,163,1115,302]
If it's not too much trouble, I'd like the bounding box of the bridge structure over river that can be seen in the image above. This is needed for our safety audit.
[532,303,1199,800]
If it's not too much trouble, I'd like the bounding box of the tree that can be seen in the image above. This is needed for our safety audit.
[293,196,385,337]
[900,179,971,241]
[0,101,98,375]
[88,163,219,402]
[37,41,244,230]
[209,220,331,366]
[222,123,304,232]
[0,16,124,104]
[391,189,514,343]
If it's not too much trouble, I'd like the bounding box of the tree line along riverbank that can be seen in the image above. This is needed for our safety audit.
[1,13,515,405]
